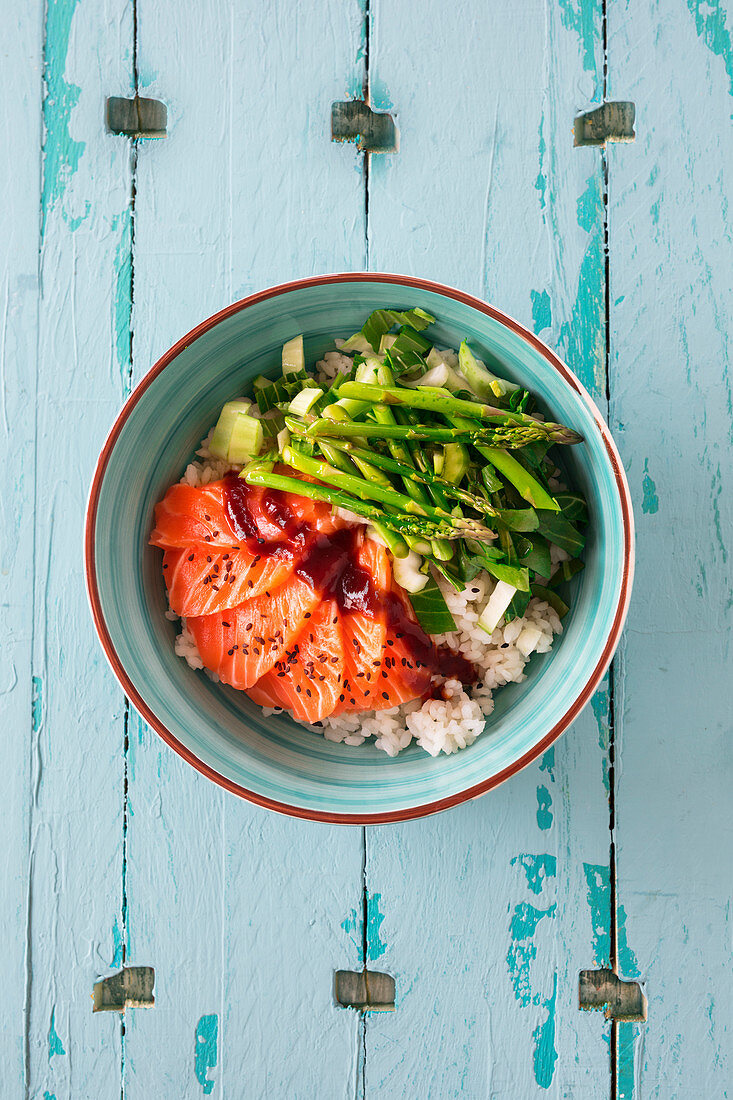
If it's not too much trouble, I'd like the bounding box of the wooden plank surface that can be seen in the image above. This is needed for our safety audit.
[4,0,731,1095]
[0,4,43,1092]
[363,1,614,1094]
[608,0,733,1093]
[121,1,366,1095]
[23,0,135,1096]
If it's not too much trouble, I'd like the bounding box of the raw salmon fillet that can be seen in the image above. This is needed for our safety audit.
[151,473,457,724]
[186,574,322,690]
[162,540,304,617]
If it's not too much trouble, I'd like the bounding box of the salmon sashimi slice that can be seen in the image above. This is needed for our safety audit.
[162,539,305,617]
[333,538,390,714]
[150,481,238,549]
[248,597,345,723]
[245,675,289,712]
[150,474,347,553]
[186,574,322,690]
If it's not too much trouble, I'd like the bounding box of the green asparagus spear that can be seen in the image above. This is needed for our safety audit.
[314,437,499,519]
[279,445,496,541]
[335,382,583,444]
[298,417,573,448]
[240,466,458,540]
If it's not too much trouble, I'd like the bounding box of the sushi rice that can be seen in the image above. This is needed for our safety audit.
[168,344,568,758]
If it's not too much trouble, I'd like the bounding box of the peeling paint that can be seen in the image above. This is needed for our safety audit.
[617,1020,638,1099]
[558,173,606,398]
[111,916,124,969]
[686,0,733,100]
[582,863,611,967]
[48,1009,65,1060]
[591,682,610,752]
[539,747,555,779]
[32,674,43,732]
[535,115,547,210]
[711,463,728,562]
[42,0,85,237]
[617,904,641,980]
[114,208,133,389]
[365,891,387,961]
[506,903,556,1006]
[641,459,659,514]
[530,289,552,334]
[536,785,553,830]
[557,0,599,78]
[194,1014,218,1095]
[511,854,557,896]
[341,891,386,961]
[532,972,558,1088]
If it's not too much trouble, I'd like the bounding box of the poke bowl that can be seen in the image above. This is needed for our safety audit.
[85,273,634,823]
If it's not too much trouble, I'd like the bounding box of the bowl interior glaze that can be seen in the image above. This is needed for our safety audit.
[87,275,632,822]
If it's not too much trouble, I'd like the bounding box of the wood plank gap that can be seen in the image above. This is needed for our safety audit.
[360,826,368,1096]
[120,5,140,1096]
[361,5,371,1094]
[600,0,619,1093]
[363,0,371,270]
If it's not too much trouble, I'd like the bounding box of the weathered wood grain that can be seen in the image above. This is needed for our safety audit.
[0,5,43,1092]
[363,0,614,1093]
[608,0,733,1093]
[25,0,135,1096]
[122,1,366,1095]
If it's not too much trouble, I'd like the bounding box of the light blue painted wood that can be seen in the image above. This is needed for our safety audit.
[363,0,614,1093]
[9,0,730,1094]
[0,5,43,1092]
[608,0,733,1094]
[121,1,366,1095]
[25,0,135,1096]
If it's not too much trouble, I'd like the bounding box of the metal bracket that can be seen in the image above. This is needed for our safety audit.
[331,100,398,153]
[579,968,646,1021]
[335,969,395,1011]
[574,102,636,147]
[93,966,155,1012]
[106,96,167,138]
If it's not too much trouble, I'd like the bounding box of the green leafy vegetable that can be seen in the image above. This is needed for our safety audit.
[536,510,586,557]
[407,574,457,634]
[555,491,589,524]
[360,307,435,351]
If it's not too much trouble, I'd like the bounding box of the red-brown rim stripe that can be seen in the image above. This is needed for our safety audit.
[85,272,635,825]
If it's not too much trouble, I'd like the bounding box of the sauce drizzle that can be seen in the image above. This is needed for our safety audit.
[223,474,476,685]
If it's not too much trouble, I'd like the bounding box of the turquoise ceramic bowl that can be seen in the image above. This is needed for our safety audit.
[86,274,633,823]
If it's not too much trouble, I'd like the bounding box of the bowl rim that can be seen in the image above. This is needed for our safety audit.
[85,271,634,825]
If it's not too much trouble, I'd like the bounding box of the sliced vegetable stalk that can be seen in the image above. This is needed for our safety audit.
[458,339,520,400]
[478,580,517,635]
[209,401,263,463]
[281,334,304,375]
[393,550,429,593]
